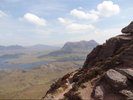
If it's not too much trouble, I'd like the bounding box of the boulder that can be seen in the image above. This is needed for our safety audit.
[116,68,133,81]
[120,90,133,99]
[94,86,104,100]
[105,69,127,88]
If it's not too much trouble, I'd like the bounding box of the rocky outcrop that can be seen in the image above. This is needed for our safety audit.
[116,68,133,81]
[105,69,128,88]
[122,21,133,34]
[120,90,133,99]
[94,86,104,100]
[83,34,133,68]
[92,68,133,100]
[43,21,133,100]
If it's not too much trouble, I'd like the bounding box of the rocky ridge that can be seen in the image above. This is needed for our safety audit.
[43,22,133,100]
[62,40,98,51]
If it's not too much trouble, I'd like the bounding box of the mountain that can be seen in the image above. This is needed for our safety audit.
[62,40,98,51]
[47,40,98,56]
[43,21,133,100]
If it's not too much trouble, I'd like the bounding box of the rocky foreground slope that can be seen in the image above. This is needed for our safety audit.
[43,22,133,100]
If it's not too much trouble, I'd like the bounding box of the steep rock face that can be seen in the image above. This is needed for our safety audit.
[43,22,133,100]
[122,21,133,34]
[83,34,133,68]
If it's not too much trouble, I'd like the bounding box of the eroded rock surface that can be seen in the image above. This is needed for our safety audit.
[94,86,104,100]
[116,68,133,81]
[120,90,133,99]
[105,69,127,88]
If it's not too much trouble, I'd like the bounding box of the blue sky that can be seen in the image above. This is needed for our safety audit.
[0,0,132,46]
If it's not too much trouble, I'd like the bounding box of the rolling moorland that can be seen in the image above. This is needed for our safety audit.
[0,40,98,99]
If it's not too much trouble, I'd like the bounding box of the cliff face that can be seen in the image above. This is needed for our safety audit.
[43,22,133,100]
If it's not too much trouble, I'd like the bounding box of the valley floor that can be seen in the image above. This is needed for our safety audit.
[0,61,81,99]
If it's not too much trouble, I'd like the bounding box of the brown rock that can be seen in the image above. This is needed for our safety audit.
[120,90,133,99]
[116,68,133,81]
[83,34,132,68]
[105,69,127,88]
[121,21,133,34]
[94,86,104,100]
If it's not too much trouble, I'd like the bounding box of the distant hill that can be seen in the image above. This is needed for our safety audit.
[0,45,25,50]
[0,44,60,56]
[47,40,98,56]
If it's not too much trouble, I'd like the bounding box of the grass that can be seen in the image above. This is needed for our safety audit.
[0,61,78,99]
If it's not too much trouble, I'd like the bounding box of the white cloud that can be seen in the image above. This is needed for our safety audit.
[58,17,66,23]
[97,1,120,17]
[58,17,94,32]
[23,13,46,26]
[67,23,94,32]
[0,10,7,18]
[70,9,99,21]
[70,1,120,20]
[58,17,72,25]
[58,1,120,35]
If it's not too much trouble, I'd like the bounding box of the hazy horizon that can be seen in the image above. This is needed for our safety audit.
[0,39,100,47]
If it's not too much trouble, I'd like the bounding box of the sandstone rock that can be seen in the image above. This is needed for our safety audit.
[122,21,133,34]
[120,90,133,99]
[105,69,127,88]
[83,34,132,68]
[116,68,133,81]
[94,86,104,100]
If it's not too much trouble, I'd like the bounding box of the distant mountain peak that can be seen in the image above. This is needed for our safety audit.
[47,40,99,57]
[62,40,98,51]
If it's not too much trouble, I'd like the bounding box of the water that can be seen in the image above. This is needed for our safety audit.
[0,57,49,70]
